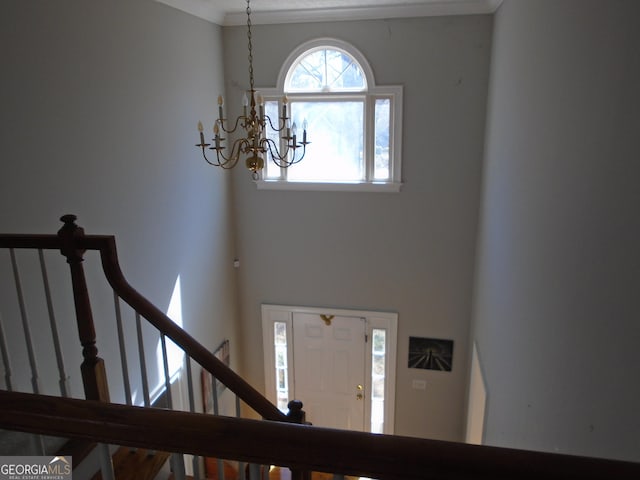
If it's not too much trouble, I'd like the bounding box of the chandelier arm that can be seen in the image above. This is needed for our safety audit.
[261,138,307,168]
[263,114,288,133]
[200,148,223,167]
[210,138,251,169]
[261,138,289,163]
[218,115,246,135]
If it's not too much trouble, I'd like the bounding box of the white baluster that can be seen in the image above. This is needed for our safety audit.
[217,457,225,480]
[98,443,115,480]
[9,249,41,394]
[135,313,151,407]
[185,359,202,480]
[0,313,13,391]
[186,358,195,412]
[212,377,220,415]
[113,292,132,405]
[160,333,173,409]
[9,250,45,455]
[236,394,245,480]
[171,453,186,480]
[38,249,70,397]
[248,463,261,480]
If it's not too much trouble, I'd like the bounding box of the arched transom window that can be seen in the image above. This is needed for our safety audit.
[259,39,403,192]
[286,47,367,92]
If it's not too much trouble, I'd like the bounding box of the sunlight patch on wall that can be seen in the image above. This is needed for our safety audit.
[155,275,185,398]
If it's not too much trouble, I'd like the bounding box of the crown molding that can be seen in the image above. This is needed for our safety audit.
[154,0,225,24]
[155,0,502,26]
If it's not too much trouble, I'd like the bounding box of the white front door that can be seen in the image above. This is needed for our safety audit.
[292,313,366,431]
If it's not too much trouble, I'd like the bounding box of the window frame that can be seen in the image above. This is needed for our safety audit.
[255,38,403,192]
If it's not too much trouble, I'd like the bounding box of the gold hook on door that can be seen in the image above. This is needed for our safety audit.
[320,314,334,326]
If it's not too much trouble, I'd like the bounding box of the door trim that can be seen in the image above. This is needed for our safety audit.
[262,304,397,434]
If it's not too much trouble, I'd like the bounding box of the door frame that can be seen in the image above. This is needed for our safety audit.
[261,304,397,434]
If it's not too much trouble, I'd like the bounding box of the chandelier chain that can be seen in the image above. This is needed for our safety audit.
[246,0,255,92]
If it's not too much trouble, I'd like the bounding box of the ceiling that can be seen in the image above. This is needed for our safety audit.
[154,0,503,26]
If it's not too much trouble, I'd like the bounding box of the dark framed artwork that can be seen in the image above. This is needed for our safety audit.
[408,336,454,372]
[201,339,230,413]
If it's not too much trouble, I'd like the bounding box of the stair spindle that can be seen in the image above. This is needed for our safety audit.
[38,248,71,397]
[114,292,133,405]
[0,313,13,391]
[135,312,151,407]
[9,248,41,395]
[161,333,174,409]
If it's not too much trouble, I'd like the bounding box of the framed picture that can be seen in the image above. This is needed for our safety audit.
[202,339,230,413]
[408,336,454,372]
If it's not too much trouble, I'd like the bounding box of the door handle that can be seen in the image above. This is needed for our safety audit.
[356,393,363,400]
[356,384,363,400]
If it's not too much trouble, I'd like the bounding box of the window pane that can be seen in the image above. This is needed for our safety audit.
[371,328,386,433]
[374,98,390,180]
[277,368,287,390]
[276,345,287,368]
[273,321,288,413]
[372,377,385,399]
[372,329,386,354]
[288,49,365,92]
[274,321,287,345]
[287,100,364,182]
[277,393,289,412]
[373,353,385,376]
[264,101,282,180]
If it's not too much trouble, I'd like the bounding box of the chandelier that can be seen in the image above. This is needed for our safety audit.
[196,0,309,180]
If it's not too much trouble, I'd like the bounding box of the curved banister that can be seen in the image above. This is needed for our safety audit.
[1,391,640,480]
[92,233,286,421]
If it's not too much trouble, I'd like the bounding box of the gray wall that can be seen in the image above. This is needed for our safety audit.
[224,15,492,441]
[473,0,640,461]
[0,0,237,408]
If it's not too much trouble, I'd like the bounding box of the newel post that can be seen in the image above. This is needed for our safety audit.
[287,400,311,480]
[286,400,306,424]
[58,215,110,402]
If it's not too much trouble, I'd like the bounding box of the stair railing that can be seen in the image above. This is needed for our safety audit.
[56,214,288,422]
[2,390,640,480]
[0,215,303,479]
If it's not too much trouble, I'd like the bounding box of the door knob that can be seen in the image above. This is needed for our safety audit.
[356,393,363,400]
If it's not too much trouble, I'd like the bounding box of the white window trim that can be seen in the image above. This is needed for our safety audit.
[261,303,398,434]
[254,38,403,192]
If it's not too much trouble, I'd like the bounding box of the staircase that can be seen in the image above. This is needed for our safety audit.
[1,216,640,480]
[91,448,171,480]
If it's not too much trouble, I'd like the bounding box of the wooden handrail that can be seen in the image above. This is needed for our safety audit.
[0,219,286,422]
[94,231,286,420]
[1,391,639,480]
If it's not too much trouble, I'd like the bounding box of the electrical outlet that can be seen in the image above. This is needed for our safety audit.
[412,379,427,390]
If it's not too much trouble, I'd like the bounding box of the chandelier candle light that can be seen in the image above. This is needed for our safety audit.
[196,0,309,180]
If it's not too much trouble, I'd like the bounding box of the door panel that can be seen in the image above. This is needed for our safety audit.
[292,313,366,431]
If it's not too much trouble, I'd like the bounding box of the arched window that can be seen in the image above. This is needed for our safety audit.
[258,38,403,192]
